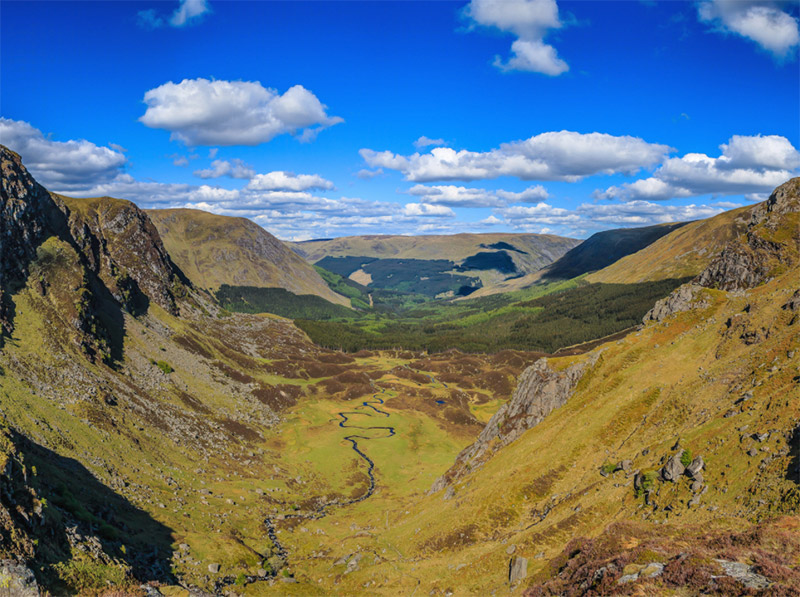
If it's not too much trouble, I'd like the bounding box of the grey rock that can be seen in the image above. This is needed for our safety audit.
[506,544,516,555]
[616,459,633,473]
[715,559,771,590]
[0,561,40,597]
[644,284,707,323]
[257,568,268,577]
[431,354,599,493]
[509,556,528,584]
[686,456,704,478]
[208,563,221,574]
[661,454,685,482]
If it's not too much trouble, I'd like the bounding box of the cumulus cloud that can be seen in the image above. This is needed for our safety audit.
[0,117,127,190]
[597,134,799,201]
[698,0,800,58]
[499,200,737,235]
[138,0,211,29]
[194,159,255,179]
[408,183,548,207]
[414,136,447,149]
[465,0,568,75]
[403,203,456,217]
[140,78,343,146]
[361,131,672,182]
[246,171,335,191]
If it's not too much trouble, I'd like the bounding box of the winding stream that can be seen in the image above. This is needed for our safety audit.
[264,387,396,564]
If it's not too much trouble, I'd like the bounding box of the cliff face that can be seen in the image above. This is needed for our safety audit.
[0,148,55,336]
[431,354,598,493]
[55,195,187,315]
[0,145,190,352]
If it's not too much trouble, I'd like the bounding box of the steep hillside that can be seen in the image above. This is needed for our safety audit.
[588,205,753,284]
[541,222,687,280]
[147,208,350,306]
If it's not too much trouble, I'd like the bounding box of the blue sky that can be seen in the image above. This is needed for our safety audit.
[1,0,799,240]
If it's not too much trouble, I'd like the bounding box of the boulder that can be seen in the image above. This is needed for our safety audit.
[686,456,704,478]
[509,556,528,584]
[661,454,685,482]
[208,563,221,574]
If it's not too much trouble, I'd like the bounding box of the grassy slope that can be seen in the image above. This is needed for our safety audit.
[147,208,349,306]
[587,205,752,284]
[255,261,800,596]
[290,232,581,275]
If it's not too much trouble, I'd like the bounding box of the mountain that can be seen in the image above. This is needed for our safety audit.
[587,204,754,284]
[290,233,581,298]
[463,223,687,299]
[147,208,350,306]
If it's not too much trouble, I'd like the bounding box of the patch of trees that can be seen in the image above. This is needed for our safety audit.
[216,285,354,320]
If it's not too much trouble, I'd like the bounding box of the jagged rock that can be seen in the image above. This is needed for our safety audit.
[0,561,40,596]
[644,284,707,323]
[208,563,221,573]
[509,556,528,584]
[696,178,800,291]
[431,354,598,492]
[686,456,704,478]
[691,480,704,493]
[661,454,685,482]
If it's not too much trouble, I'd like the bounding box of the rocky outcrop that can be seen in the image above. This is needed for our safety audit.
[644,178,800,324]
[695,177,799,291]
[643,283,707,323]
[1,145,191,341]
[54,195,188,315]
[0,561,40,596]
[0,146,58,338]
[431,354,598,493]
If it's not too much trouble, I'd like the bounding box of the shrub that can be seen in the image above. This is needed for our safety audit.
[150,359,174,374]
[680,449,693,468]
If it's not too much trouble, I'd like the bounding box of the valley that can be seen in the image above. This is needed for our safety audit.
[1,145,799,597]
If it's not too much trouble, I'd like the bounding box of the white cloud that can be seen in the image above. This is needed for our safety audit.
[208,148,218,159]
[597,134,799,201]
[361,131,672,182]
[356,168,384,179]
[246,171,335,191]
[140,78,343,146]
[194,159,255,179]
[466,0,568,75]
[138,0,211,29]
[699,0,799,58]
[495,185,549,202]
[414,136,447,149]
[403,203,456,217]
[0,117,127,189]
[498,200,737,236]
[408,183,549,207]
[172,155,189,167]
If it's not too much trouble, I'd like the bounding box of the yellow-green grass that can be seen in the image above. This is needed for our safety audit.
[146,208,349,306]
